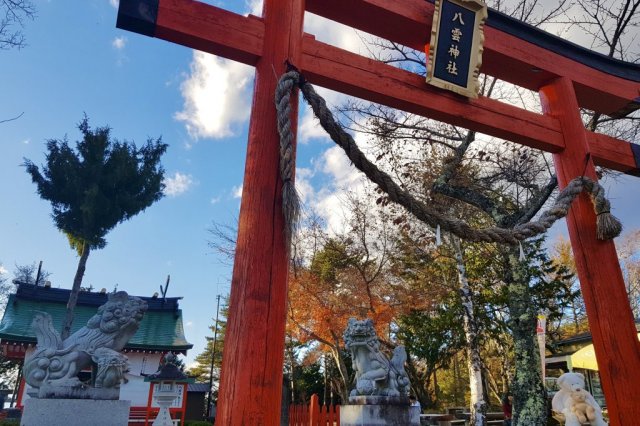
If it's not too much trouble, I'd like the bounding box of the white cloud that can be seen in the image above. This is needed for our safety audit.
[0,265,7,275]
[297,113,383,235]
[321,146,360,185]
[22,139,30,145]
[310,145,371,234]
[112,36,127,50]
[186,321,194,327]
[295,15,381,144]
[245,0,262,15]
[305,13,366,54]
[172,1,375,144]
[210,196,221,205]
[232,185,243,199]
[163,172,194,196]
[294,167,314,204]
[109,0,119,8]
[175,52,253,140]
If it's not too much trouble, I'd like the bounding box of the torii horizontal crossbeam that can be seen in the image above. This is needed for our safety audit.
[306,0,640,117]
[117,0,640,176]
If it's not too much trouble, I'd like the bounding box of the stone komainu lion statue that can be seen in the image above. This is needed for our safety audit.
[23,291,147,395]
[343,318,410,398]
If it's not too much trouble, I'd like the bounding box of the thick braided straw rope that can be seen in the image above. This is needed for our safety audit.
[275,71,301,242]
[275,70,622,245]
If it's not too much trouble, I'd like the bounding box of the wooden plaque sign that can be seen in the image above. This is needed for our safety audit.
[426,0,488,98]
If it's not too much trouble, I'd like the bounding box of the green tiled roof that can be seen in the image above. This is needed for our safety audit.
[0,294,192,351]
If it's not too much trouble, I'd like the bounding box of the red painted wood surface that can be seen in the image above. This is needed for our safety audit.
[123,0,640,422]
[540,77,640,425]
[145,0,639,176]
[318,398,340,425]
[288,401,309,425]
[289,395,340,426]
[15,378,25,408]
[588,132,640,175]
[307,0,640,115]
[310,394,320,424]
[300,36,565,153]
[214,0,305,424]
[155,0,263,66]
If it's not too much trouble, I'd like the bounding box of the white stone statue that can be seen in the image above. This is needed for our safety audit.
[343,318,410,399]
[23,291,147,399]
[551,372,607,426]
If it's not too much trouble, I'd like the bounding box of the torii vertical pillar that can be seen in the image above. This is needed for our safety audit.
[215,0,305,424]
[541,77,640,424]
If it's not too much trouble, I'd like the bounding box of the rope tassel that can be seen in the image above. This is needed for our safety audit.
[597,211,622,240]
[584,177,623,240]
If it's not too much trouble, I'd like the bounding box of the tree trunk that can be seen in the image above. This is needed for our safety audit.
[404,352,436,409]
[331,347,350,402]
[453,238,486,426]
[484,362,504,403]
[61,243,91,340]
[503,249,547,426]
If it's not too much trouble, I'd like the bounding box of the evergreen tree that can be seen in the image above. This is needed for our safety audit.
[188,297,228,393]
[23,116,167,339]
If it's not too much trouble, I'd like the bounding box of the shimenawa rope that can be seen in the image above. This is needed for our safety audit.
[274,70,622,245]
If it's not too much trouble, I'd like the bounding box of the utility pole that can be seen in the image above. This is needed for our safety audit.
[35,261,43,286]
[206,294,222,419]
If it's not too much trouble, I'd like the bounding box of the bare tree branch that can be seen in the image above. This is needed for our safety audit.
[0,111,24,124]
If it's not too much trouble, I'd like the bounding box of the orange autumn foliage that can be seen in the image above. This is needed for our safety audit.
[287,266,429,349]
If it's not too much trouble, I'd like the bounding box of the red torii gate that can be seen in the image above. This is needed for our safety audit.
[116,0,640,424]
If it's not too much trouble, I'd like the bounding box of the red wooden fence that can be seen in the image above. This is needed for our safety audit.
[289,394,340,426]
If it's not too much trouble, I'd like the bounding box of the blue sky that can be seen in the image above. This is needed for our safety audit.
[1,0,639,366]
[0,0,255,365]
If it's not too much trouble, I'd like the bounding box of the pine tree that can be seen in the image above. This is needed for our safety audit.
[188,297,228,396]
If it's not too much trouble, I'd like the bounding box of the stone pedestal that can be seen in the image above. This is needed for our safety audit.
[20,398,131,426]
[340,396,420,426]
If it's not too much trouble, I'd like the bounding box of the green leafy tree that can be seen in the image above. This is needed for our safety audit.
[23,116,167,339]
[398,303,466,409]
[295,360,325,403]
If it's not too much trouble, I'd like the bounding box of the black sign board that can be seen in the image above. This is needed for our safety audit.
[426,0,488,98]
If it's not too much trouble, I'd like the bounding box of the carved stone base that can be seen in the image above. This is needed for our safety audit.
[37,383,120,400]
[20,398,131,426]
[348,395,410,405]
[340,404,420,426]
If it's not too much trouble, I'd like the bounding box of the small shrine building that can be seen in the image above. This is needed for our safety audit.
[0,283,193,412]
